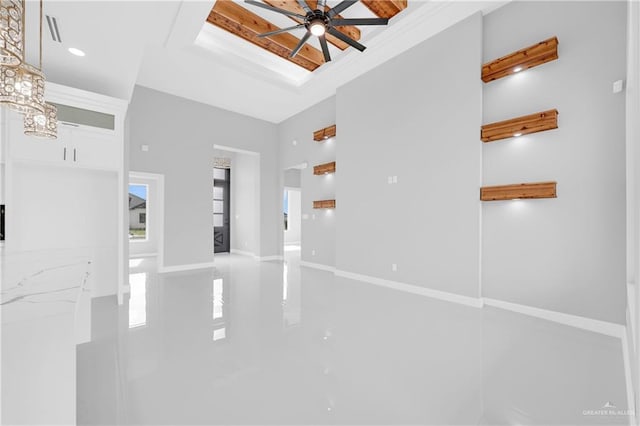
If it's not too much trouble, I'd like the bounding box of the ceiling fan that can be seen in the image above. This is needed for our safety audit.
[244,0,389,62]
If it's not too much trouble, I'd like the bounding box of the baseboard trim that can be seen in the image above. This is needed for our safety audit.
[129,252,157,259]
[300,261,336,272]
[258,255,284,261]
[230,249,255,257]
[158,261,215,273]
[335,269,483,308]
[622,327,637,421]
[483,297,625,338]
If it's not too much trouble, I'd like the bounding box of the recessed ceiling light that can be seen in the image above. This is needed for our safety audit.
[513,133,523,137]
[513,66,523,72]
[68,47,85,57]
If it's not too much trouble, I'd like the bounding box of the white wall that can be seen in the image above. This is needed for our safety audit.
[482,1,627,324]
[625,0,640,410]
[335,13,483,297]
[128,86,280,268]
[278,97,337,267]
[284,168,301,188]
[285,189,301,245]
[228,151,260,255]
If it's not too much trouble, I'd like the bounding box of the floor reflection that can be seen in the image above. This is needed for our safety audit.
[128,272,147,329]
[80,253,630,425]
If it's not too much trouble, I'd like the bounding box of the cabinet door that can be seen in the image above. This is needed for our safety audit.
[8,114,70,164]
[72,127,119,171]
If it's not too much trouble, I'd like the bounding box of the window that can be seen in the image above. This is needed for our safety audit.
[129,184,148,240]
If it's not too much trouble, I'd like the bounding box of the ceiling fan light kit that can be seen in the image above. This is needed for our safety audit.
[245,0,389,63]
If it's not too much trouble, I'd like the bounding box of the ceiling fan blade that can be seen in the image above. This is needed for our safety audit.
[258,24,305,38]
[319,35,331,62]
[331,18,389,26]
[327,0,358,18]
[244,0,306,20]
[327,26,366,51]
[290,31,312,58]
[296,0,313,14]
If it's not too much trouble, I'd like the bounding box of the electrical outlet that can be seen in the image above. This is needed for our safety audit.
[312,214,316,220]
[388,176,393,184]
[292,139,298,146]
[312,250,316,256]
[141,144,149,152]
[391,263,397,272]
[392,176,398,184]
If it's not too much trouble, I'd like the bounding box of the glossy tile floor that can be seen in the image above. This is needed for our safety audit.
[78,249,631,425]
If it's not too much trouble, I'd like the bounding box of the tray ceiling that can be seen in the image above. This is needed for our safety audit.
[206,0,407,72]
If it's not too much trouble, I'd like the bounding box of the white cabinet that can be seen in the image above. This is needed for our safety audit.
[72,126,120,170]
[4,82,129,306]
[7,113,119,171]
[8,113,70,165]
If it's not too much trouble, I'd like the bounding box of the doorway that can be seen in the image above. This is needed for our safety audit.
[283,167,302,262]
[214,167,231,253]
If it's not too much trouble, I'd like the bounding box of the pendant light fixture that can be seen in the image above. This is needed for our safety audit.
[0,0,24,66]
[24,99,55,138]
[0,0,45,115]
[23,0,55,138]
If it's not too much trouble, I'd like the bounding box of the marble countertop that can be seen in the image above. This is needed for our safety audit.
[1,249,93,342]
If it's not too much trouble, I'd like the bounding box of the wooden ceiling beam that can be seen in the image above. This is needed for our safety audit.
[263,0,361,51]
[360,0,407,18]
[208,0,324,71]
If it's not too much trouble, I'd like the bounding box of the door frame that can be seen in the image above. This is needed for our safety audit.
[127,171,165,272]
[214,167,231,253]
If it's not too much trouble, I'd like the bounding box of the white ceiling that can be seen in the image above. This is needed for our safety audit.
[33,0,507,123]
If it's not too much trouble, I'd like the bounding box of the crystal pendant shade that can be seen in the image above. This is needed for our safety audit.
[0,0,24,67]
[24,101,56,138]
[0,62,45,114]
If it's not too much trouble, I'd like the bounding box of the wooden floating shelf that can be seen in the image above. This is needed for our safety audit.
[480,182,557,201]
[482,36,559,83]
[313,161,336,175]
[481,109,558,142]
[313,124,336,142]
[313,199,336,209]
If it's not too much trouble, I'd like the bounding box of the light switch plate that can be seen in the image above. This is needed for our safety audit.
[141,144,149,152]
[613,80,624,93]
